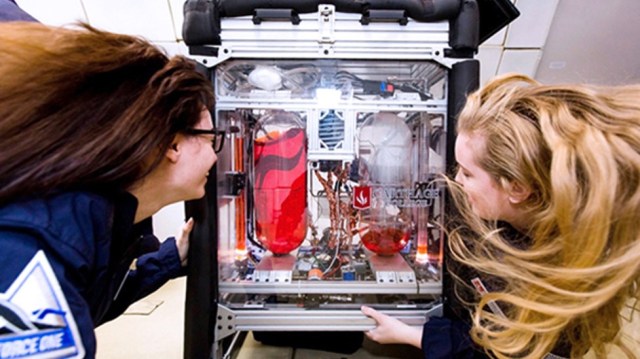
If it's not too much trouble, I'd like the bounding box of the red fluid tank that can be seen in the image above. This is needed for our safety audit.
[253,112,307,255]
[360,223,411,256]
[357,113,413,256]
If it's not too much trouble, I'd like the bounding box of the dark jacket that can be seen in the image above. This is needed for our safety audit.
[0,191,185,358]
[421,272,491,359]
[0,0,37,22]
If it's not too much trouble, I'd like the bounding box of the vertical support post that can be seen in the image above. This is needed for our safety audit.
[443,59,479,317]
[446,59,479,175]
[184,168,219,359]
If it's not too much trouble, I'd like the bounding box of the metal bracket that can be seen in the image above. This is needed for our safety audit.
[253,8,301,25]
[360,9,408,26]
[318,4,335,44]
[215,305,237,340]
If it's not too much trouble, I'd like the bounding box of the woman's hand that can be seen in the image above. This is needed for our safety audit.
[361,305,423,349]
[176,217,194,267]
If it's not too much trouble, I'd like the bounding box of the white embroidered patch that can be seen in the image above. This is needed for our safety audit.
[0,251,85,358]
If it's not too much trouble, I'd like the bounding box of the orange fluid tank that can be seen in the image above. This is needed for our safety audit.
[357,112,413,256]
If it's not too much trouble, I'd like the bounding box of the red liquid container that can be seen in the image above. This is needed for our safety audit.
[254,124,307,255]
[357,113,413,256]
[360,223,410,256]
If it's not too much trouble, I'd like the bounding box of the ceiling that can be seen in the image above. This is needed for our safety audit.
[15,0,640,86]
[534,0,640,86]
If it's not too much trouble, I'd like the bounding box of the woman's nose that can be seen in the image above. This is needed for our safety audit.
[454,169,462,183]
[210,152,218,166]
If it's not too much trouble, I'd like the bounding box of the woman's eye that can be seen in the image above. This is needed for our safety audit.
[458,169,470,178]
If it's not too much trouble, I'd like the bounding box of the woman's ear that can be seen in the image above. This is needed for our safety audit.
[507,181,531,204]
[166,136,182,163]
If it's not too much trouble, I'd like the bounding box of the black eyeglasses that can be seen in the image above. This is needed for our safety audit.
[184,128,226,153]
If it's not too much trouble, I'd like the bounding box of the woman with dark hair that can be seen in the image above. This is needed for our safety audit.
[0,21,220,358]
[363,74,640,358]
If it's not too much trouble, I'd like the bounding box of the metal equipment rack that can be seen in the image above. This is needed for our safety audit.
[181,1,518,358]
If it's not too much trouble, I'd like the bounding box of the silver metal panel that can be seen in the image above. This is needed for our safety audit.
[191,5,451,66]
[214,101,448,112]
[219,280,441,295]
[216,303,443,339]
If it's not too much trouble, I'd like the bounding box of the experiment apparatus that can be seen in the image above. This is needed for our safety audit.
[181,1,519,357]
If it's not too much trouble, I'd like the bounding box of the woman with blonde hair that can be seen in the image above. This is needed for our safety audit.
[363,73,640,358]
[0,21,221,358]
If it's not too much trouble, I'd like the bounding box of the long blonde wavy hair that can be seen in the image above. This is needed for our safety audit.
[448,73,640,358]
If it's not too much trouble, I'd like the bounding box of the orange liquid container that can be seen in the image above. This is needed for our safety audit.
[416,242,429,263]
[360,223,410,256]
[253,127,307,255]
[357,113,413,256]
[234,137,247,259]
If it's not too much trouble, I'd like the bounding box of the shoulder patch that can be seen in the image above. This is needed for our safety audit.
[0,251,85,358]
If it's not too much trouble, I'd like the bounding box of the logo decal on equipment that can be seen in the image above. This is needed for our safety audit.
[353,185,371,210]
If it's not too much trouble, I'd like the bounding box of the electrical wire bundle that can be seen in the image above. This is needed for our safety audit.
[335,70,432,100]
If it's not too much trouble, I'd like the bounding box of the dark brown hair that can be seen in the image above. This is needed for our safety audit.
[0,22,214,205]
